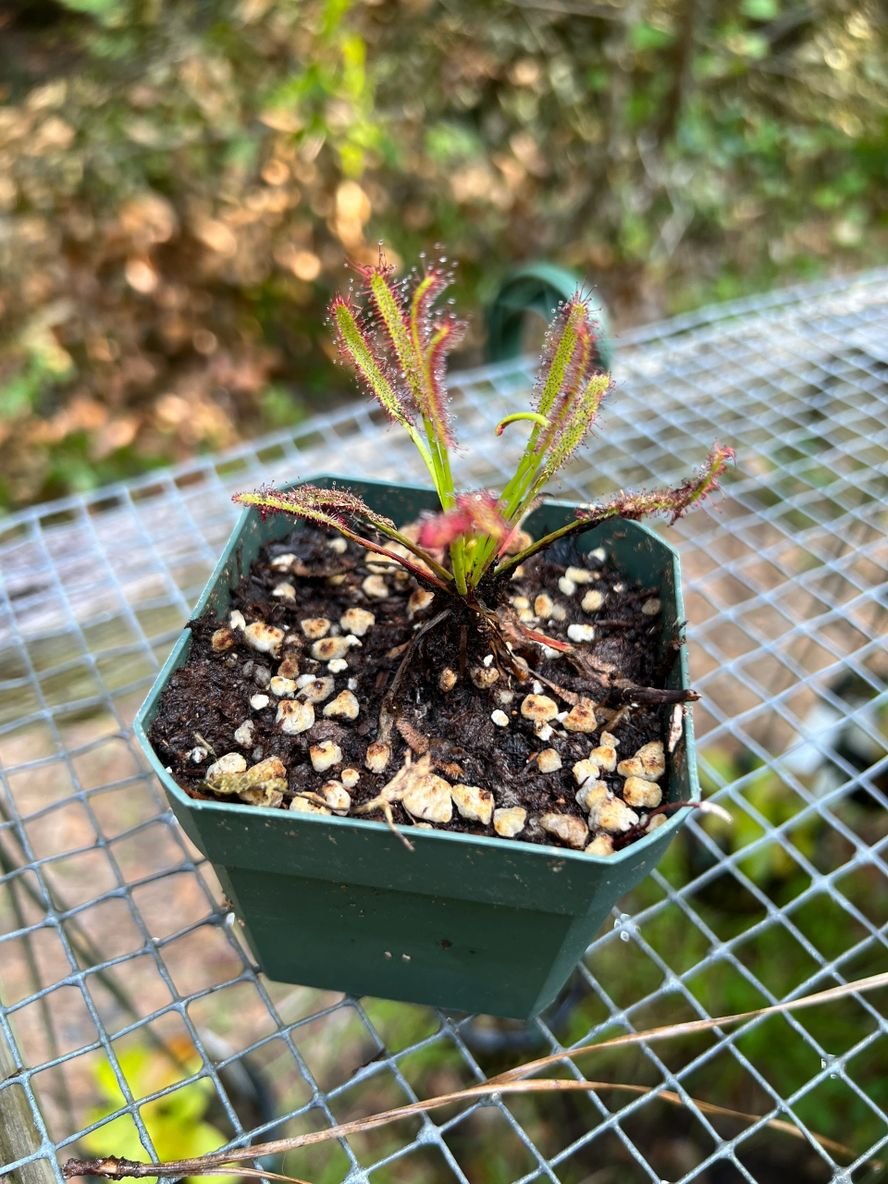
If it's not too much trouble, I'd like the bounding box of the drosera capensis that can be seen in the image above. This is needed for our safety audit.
[234,249,733,670]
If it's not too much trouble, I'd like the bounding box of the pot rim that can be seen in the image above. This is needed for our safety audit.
[133,475,700,866]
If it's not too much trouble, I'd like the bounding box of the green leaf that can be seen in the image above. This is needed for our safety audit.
[629,21,675,52]
[741,0,778,18]
[58,0,121,13]
[738,32,770,59]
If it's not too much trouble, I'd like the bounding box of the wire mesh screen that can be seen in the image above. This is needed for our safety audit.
[1,270,886,1184]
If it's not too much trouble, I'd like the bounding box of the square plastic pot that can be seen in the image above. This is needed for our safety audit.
[134,477,699,1018]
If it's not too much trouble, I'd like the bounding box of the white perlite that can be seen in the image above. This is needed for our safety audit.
[309,740,342,773]
[211,627,236,652]
[587,743,617,772]
[520,694,559,722]
[269,676,297,698]
[311,635,352,661]
[585,834,614,856]
[581,589,604,613]
[617,740,665,781]
[340,607,375,636]
[540,812,588,850]
[297,676,335,703]
[567,623,595,643]
[206,752,247,780]
[623,776,663,809]
[289,796,331,815]
[641,597,661,616]
[402,773,453,823]
[250,693,270,710]
[277,653,300,679]
[340,767,360,789]
[362,574,389,599]
[323,690,360,720]
[233,720,255,747]
[328,536,348,554]
[243,621,284,656]
[229,609,246,631]
[320,781,351,813]
[536,748,562,773]
[563,699,598,732]
[533,593,554,618]
[575,779,609,813]
[365,741,391,773]
[491,709,510,727]
[407,588,435,617]
[189,746,208,764]
[451,784,494,825]
[470,665,500,689]
[590,796,639,833]
[328,658,348,673]
[276,699,315,734]
[271,553,296,570]
[557,575,576,596]
[272,582,296,600]
[565,566,594,585]
[572,758,603,786]
[301,617,331,640]
[439,667,458,692]
[493,806,527,838]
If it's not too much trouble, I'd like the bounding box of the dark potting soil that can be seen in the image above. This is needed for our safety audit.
[149,524,688,852]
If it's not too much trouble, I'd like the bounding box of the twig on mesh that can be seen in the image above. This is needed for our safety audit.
[60,1078,857,1182]
[61,972,888,1181]
[487,971,888,1084]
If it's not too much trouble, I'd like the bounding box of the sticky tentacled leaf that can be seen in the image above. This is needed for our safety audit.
[576,443,736,525]
[362,266,425,407]
[539,372,612,484]
[233,485,453,589]
[534,298,590,422]
[331,295,412,429]
[421,317,464,446]
[409,266,450,349]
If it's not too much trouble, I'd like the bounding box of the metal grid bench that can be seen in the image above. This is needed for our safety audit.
[1,269,886,1184]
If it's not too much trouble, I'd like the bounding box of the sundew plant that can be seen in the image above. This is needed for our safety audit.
[236,253,732,640]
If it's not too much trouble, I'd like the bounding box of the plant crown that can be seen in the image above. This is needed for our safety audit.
[235,254,733,606]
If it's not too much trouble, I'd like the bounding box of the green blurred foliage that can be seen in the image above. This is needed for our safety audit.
[79,1038,230,1184]
[0,0,885,508]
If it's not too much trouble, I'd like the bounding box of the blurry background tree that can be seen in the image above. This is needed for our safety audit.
[0,0,885,509]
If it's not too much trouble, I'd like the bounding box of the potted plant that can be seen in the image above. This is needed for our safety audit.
[134,254,731,1018]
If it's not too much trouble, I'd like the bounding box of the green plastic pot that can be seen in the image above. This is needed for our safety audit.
[134,477,699,1018]
[485,262,614,371]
